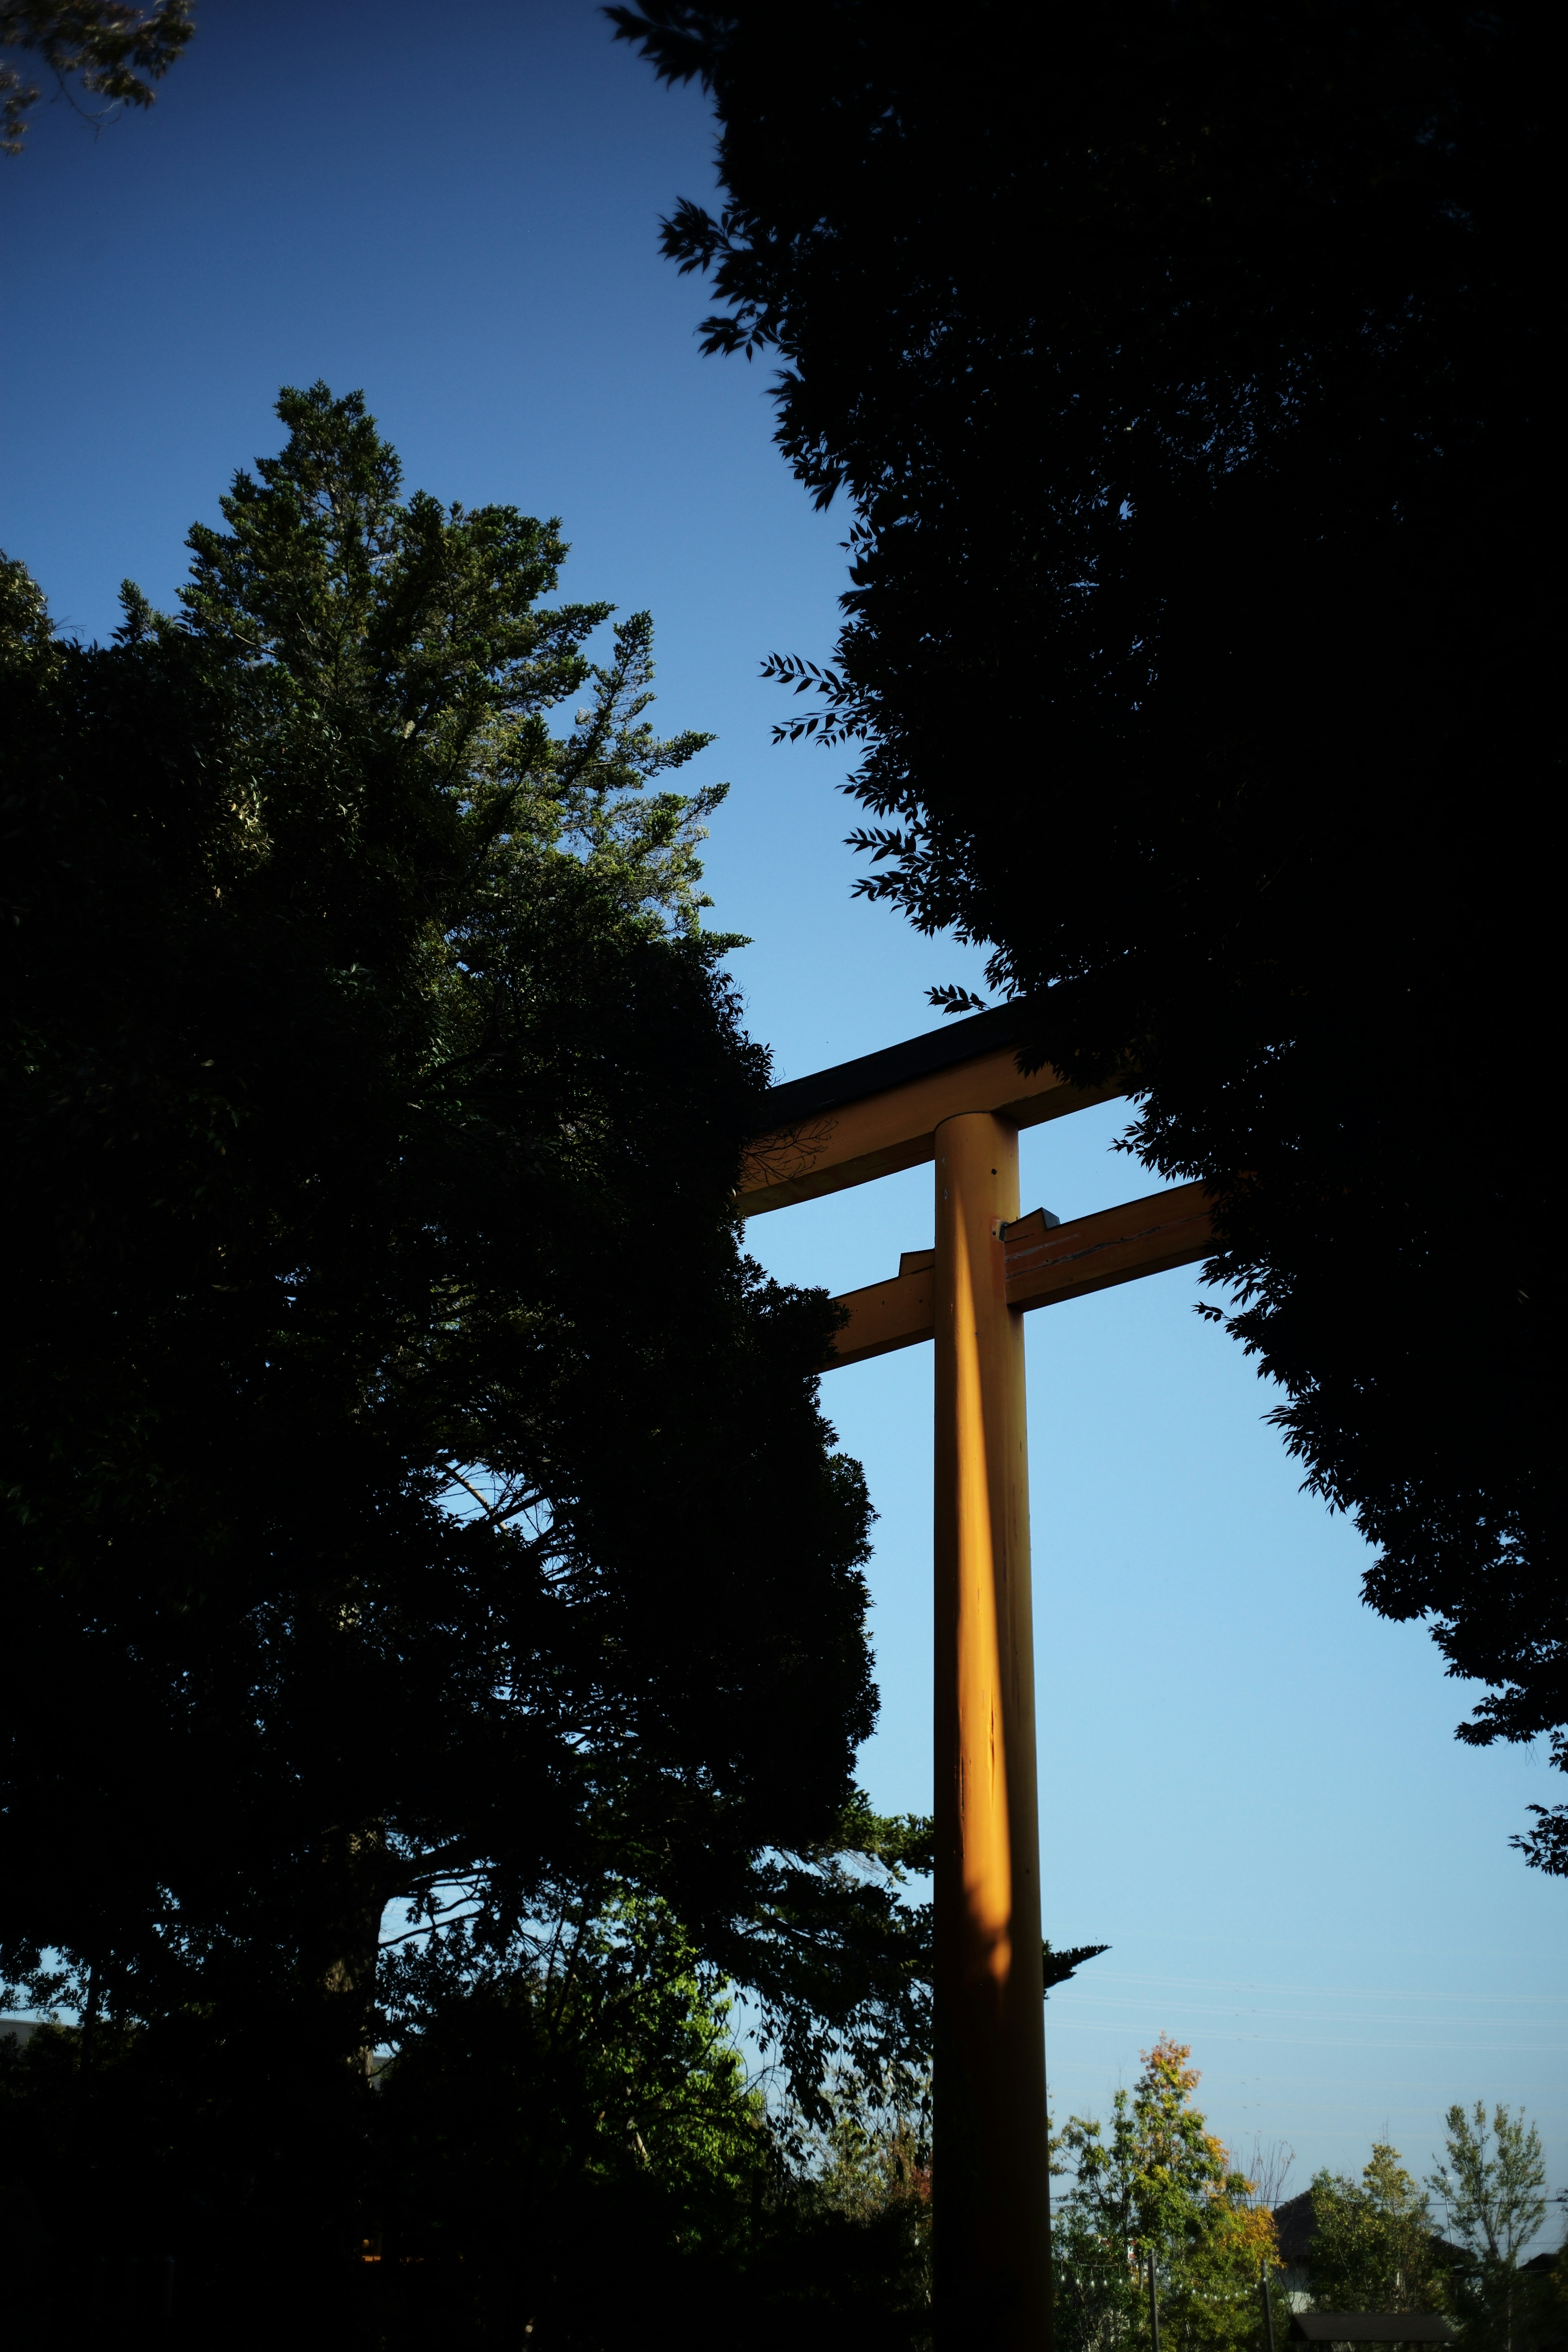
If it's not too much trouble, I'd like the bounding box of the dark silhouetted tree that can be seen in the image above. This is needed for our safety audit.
[0,384,929,2329]
[613,0,1561,1864]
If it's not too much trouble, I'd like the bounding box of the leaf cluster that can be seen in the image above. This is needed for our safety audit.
[0,0,192,153]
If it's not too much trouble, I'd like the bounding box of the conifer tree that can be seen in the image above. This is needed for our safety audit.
[0,386,928,2321]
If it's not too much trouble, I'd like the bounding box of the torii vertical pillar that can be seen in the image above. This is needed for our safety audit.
[933,1111,1050,2350]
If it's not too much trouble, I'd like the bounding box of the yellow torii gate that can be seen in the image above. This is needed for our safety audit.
[739,1002,1213,2352]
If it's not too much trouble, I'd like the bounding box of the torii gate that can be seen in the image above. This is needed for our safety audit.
[739,1001,1213,2352]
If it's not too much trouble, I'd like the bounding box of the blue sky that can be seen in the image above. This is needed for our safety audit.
[3,0,1561,2218]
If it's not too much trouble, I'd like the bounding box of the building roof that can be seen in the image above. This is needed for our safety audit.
[1274,2191,1317,2267]
[1288,2319,1455,2345]
[1271,2192,1468,2280]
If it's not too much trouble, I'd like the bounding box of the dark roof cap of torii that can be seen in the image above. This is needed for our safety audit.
[760,999,1039,1130]
[1288,2320,1457,2344]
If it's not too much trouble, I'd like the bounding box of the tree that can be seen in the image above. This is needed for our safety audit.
[611,2,1562,1865]
[372,1893,776,2345]
[1308,2144,1449,2314]
[1429,2104,1548,2268]
[1,1885,934,2348]
[1427,2105,1549,2352]
[1055,2038,1276,2352]
[0,383,928,2323]
[1,1,192,153]
[1045,1939,1111,1995]
[763,2056,934,2344]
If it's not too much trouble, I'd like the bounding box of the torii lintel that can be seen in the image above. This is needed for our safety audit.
[738,998,1120,1216]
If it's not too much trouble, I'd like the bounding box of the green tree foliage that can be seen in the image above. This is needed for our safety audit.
[0,1889,935,2348]
[373,1895,775,2342]
[0,0,192,152]
[0,384,929,2319]
[1307,2145,1449,2313]
[1055,2038,1276,2352]
[1427,2105,1550,2352]
[1428,2104,1548,2267]
[798,2060,929,2214]
[760,2058,933,2345]
[612,2,1562,1864]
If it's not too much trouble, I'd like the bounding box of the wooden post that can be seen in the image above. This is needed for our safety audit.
[932,1111,1050,2351]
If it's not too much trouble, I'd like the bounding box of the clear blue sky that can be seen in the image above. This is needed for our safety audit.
[4,0,1561,2221]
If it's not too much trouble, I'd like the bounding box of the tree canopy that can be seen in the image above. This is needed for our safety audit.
[0,384,929,2145]
[1,1886,935,2347]
[1423,2102,1554,2352]
[612,0,1561,1865]
[1308,2144,1451,2314]
[0,0,192,152]
[1054,2037,1276,2352]
[1302,2116,1559,2352]
[1428,2103,1548,2269]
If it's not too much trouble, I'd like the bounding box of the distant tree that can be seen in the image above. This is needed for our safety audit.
[1056,2038,1276,2352]
[1427,2105,1550,2352]
[1429,2104,1548,2268]
[1239,2136,1298,2215]
[1308,2144,1449,2314]
[0,383,927,2332]
[799,2052,931,2234]
[761,2055,933,2343]
[1,1,192,152]
[612,1,1562,1868]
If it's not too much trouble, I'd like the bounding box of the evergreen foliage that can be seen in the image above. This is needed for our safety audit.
[0,385,930,2326]
[612,0,1562,1863]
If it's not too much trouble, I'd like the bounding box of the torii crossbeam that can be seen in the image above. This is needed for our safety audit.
[739,1003,1214,2352]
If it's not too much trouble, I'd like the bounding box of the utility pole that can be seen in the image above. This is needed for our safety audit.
[1262,2259,1277,2352]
